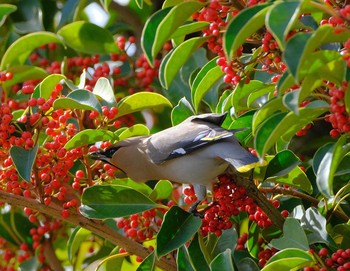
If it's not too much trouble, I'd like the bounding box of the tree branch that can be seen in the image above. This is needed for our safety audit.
[0,191,176,271]
[232,173,286,230]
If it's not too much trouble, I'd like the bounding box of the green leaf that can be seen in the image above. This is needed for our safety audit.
[57,21,118,54]
[188,233,210,271]
[283,32,312,82]
[255,112,287,157]
[67,227,91,262]
[213,228,237,257]
[276,72,295,95]
[53,89,102,113]
[93,77,117,106]
[160,37,208,89]
[316,136,350,197]
[116,92,172,118]
[210,249,235,271]
[268,248,313,264]
[254,101,328,157]
[265,150,301,180]
[171,97,194,126]
[0,4,17,27]
[252,97,284,135]
[268,164,313,194]
[1,32,63,69]
[117,124,150,141]
[142,8,171,65]
[266,1,301,50]
[64,129,115,150]
[345,80,350,115]
[177,246,195,271]
[149,180,173,201]
[39,74,66,100]
[80,185,161,219]
[10,145,39,182]
[301,207,336,247]
[156,206,202,257]
[247,222,260,259]
[225,80,267,114]
[247,84,275,108]
[19,258,38,271]
[262,248,314,271]
[191,56,224,112]
[283,25,350,82]
[137,251,155,271]
[112,178,153,196]
[1,66,48,91]
[271,217,309,250]
[224,3,271,59]
[171,21,210,39]
[299,50,346,85]
[142,2,204,64]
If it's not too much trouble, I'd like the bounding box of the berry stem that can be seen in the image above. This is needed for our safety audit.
[260,186,350,222]
[0,190,177,271]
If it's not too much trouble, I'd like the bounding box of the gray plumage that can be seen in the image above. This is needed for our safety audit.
[90,113,260,203]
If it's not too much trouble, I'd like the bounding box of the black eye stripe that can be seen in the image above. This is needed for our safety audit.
[105,147,120,157]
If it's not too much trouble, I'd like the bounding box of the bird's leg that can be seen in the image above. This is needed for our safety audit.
[188,184,207,218]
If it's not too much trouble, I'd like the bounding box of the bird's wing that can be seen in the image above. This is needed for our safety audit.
[147,126,234,164]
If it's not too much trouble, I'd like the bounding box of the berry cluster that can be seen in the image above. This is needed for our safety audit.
[199,175,283,236]
[326,82,350,137]
[318,248,350,271]
[116,208,166,242]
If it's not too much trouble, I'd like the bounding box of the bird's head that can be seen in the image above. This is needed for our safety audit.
[90,146,121,167]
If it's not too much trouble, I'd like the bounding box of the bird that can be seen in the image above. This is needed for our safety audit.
[90,112,260,215]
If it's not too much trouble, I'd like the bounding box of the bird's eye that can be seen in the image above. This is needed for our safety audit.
[105,147,119,158]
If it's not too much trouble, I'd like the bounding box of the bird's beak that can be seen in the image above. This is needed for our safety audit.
[89,151,106,161]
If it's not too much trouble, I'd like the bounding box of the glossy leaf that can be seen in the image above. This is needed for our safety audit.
[149,180,173,201]
[224,3,270,59]
[262,248,314,271]
[142,8,171,65]
[156,206,202,257]
[271,218,309,250]
[301,207,336,247]
[116,92,172,118]
[58,21,118,54]
[299,50,346,85]
[345,80,350,115]
[160,37,208,89]
[111,178,153,196]
[142,2,204,64]
[255,101,329,157]
[265,150,301,179]
[276,72,295,95]
[225,80,267,113]
[210,249,235,271]
[247,222,260,259]
[117,124,150,141]
[0,4,17,27]
[316,135,350,197]
[213,228,237,257]
[39,74,66,100]
[252,97,284,135]
[10,145,39,182]
[171,21,209,39]
[177,246,195,271]
[64,129,115,150]
[67,227,91,261]
[266,1,301,50]
[136,251,155,271]
[93,77,117,106]
[188,233,210,271]
[151,1,204,63]
[284,25,350,82]
[2,66,48,90]
[268,248,313,264]
[1,32,63,69]
[268,164,313,194]
[171,97,195,126]
[80,185,161,219]
[53,89,102,113]
[191,56,224,112]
